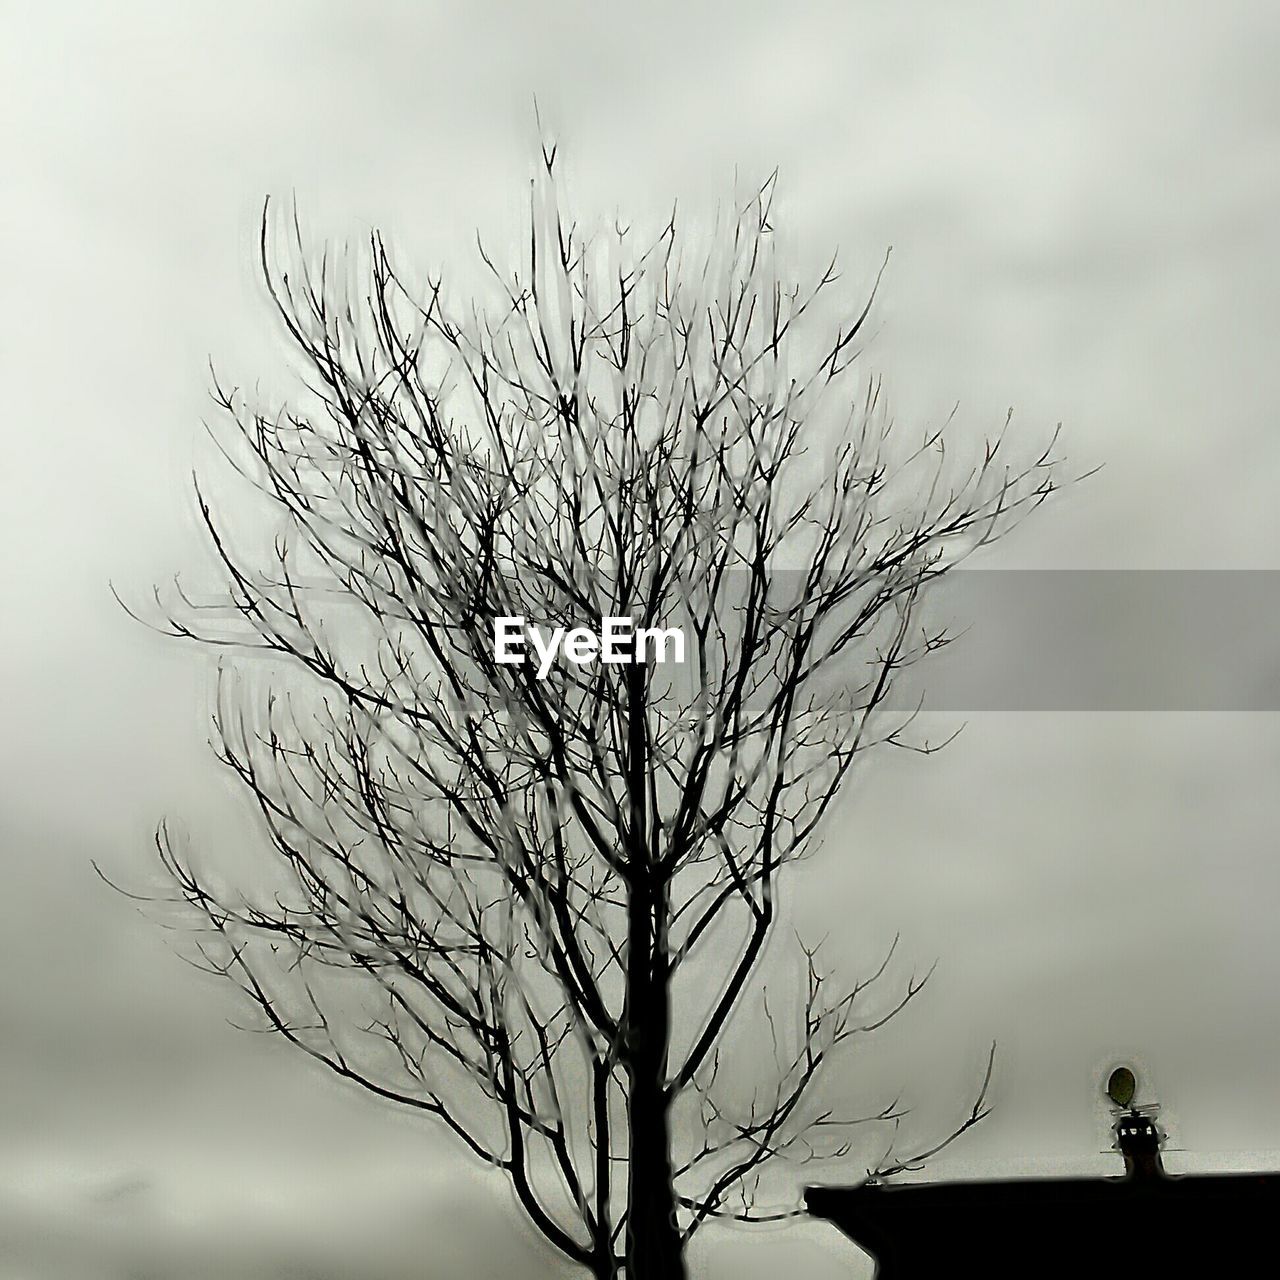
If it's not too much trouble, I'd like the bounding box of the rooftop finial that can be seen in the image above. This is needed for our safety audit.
[1106,1065,1136,1109]
[1105,1064,1165,1180]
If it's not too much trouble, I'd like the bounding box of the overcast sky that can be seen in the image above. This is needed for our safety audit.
[5,3,1280,1277]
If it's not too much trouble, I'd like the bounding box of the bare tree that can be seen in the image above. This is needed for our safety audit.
[126,148,1065,1279]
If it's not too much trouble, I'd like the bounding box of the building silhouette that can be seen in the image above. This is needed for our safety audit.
[807,1095,1280,1277]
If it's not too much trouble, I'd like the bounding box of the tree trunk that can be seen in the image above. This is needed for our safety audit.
[623,888,686,1280]
[622,662,687,1280]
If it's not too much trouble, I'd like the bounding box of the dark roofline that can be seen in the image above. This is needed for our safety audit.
[807,1168,1280,1221]
[807,1170,1280,1276]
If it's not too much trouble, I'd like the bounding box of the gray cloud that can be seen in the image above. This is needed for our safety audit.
[5,1,1280,1274]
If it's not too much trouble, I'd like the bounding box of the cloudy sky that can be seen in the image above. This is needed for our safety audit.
[5,3,1280,1276]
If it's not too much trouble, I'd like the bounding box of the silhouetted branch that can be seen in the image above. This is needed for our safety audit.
[125,147,1070,1279]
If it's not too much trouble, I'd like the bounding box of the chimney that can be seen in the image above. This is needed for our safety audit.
[1115,1110,1164,1180]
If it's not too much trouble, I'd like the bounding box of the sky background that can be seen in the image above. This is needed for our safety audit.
[5,2,1280,1276]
